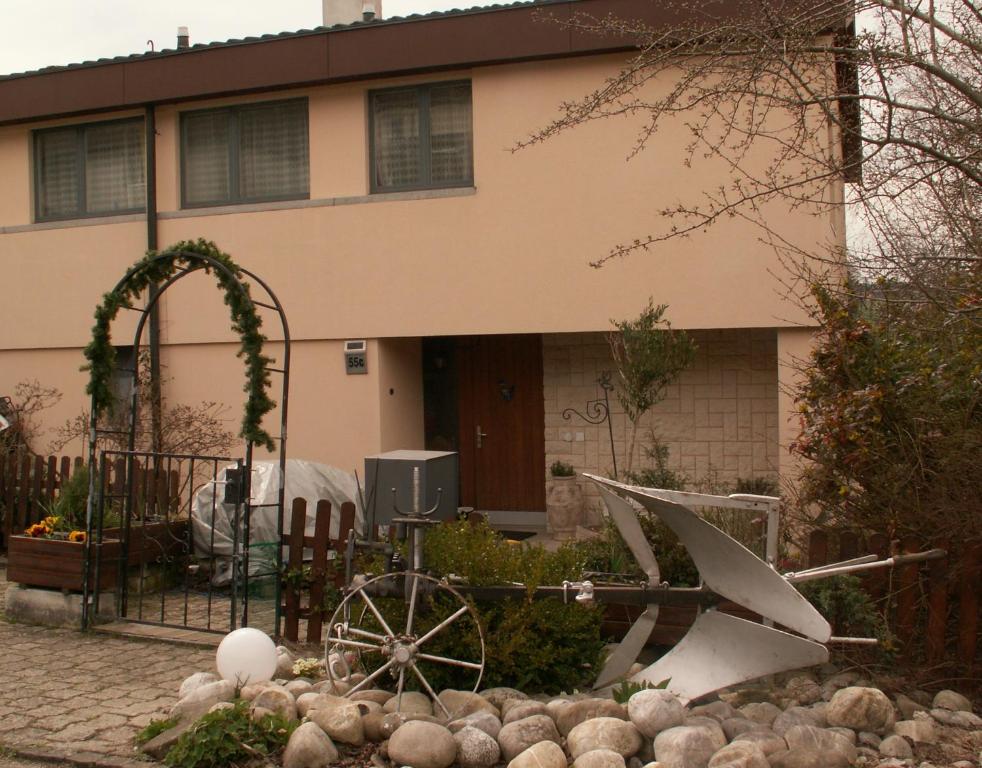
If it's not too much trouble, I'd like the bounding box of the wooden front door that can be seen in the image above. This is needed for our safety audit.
[457,335,545,511]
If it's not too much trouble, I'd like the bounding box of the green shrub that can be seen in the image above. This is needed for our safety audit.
[406,520,605,693]
[163,700,295,768]
[797,574,885,639]
[568,516,699,587]
[612,677,669,704]
[550,460,576,477]
[135,716,178,746]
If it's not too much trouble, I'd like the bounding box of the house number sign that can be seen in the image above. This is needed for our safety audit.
[344,340,368,374]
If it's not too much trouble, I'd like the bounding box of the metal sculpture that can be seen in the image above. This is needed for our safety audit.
[326,472,944,709]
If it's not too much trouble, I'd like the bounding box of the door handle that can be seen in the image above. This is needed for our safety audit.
[476,425,488,449]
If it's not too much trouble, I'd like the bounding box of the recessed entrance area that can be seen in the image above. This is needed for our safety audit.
[423,334,546,522]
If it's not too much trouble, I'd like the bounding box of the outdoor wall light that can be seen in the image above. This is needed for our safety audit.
[498,380,516,402]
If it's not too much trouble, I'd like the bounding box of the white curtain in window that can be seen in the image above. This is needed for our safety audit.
[36,129,79,218]
[238,102,309,200]
[86,121,145,213]
[429,83,472,185]
[374,90,420,189]
[184,112,231,205]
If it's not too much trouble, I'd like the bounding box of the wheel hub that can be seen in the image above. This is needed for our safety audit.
[386,636,417,667]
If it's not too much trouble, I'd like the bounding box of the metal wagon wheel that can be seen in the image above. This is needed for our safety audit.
[325,571,485,717]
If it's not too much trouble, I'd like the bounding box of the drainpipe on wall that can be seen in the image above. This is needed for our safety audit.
[146,104,163,454]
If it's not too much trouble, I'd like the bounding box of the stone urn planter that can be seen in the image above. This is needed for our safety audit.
[546,467,583,540]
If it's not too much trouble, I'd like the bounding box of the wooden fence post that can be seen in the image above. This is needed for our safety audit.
[306,500,333,644]
[925,544,949,665]
[808,530,828,568]
[282,498,308,642]
[957,544,981,670]
[895,536,921,654]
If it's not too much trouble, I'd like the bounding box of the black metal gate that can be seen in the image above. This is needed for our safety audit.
[87,450,283,634]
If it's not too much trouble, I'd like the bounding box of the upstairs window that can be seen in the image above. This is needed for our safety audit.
[181,99,309,208]
[34,118,145,221]
[370,82,473,192]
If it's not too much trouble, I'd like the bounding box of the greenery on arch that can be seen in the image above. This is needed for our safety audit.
[83,239,276,450]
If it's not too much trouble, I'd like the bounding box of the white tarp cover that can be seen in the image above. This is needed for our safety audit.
[191,459,364,584]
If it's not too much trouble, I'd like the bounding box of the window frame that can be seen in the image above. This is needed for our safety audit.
[368,80,474,194]
[32,116,146,223]
[179,97,310,210]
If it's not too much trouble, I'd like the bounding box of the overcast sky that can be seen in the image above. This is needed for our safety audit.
[1,0,482,76]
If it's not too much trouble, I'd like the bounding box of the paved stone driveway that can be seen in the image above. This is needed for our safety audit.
[0,564,214,762]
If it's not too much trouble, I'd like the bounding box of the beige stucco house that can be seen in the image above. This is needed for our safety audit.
[0,0,844,520]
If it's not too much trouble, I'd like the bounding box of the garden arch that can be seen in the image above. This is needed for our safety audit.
[80,240,290,634]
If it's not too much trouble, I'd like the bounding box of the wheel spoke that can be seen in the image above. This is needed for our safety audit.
[410,662,451,719]
[329,636,384,654]
[395,667,405,712]
[348,626,387,643]
[359,589,396,637]
[415,605,469,647]
[346,658,396,695]
[416,652,483,670]
[406,573,420,635]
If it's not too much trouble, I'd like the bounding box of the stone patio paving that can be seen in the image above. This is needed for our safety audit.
[0,561,215,762]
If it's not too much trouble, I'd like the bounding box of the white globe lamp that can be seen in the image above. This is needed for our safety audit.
[216,627,278,686]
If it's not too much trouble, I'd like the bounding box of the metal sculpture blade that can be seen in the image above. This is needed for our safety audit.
[587,475,831,642]
[594,606,659,690]
[596,486,660,583]
[625,611,829,704]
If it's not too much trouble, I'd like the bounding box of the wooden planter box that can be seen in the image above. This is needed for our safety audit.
[7,520,188,592]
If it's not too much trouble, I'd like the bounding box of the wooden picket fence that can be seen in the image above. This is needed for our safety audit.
[807,530,980,669]
[279,498,357,644]
[0,451,180,551]
[1,453,84,550]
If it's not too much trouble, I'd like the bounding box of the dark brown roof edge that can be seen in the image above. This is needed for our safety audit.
[0,0,852,127]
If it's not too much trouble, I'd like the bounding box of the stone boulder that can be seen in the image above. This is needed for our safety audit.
[439,690,500,720]
[558,699,629,736]
[628,689,686,738]
[729,730,786,756]
[388,720,458,768]
[784,677,822,706]
[706,741,769,768]
[878,734,913,759]
[573,748,628,768]
[932,689,973,712]
[308,702,365,745]
[507,741,568,768]
[771,706,825,735]
[454,725,501,768]
[503,701,550,724]
[738,703,782,727]
[282,722,339,768]
[170,679,236,720]
[826,687,895,734]
[351,689,394,706]
[689,701,736,722]
[449,711,503,740]
[481,687,528,711]
[567,717,643,760]
[780,725,856,767]
[893,716,936,743]
[929,707,982,728]
[653,724,727,768]
[720,718,758,741]
[497,714,562,762]
[252,685,297,721]
[384,690,433,716]
[178,671,220,700]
